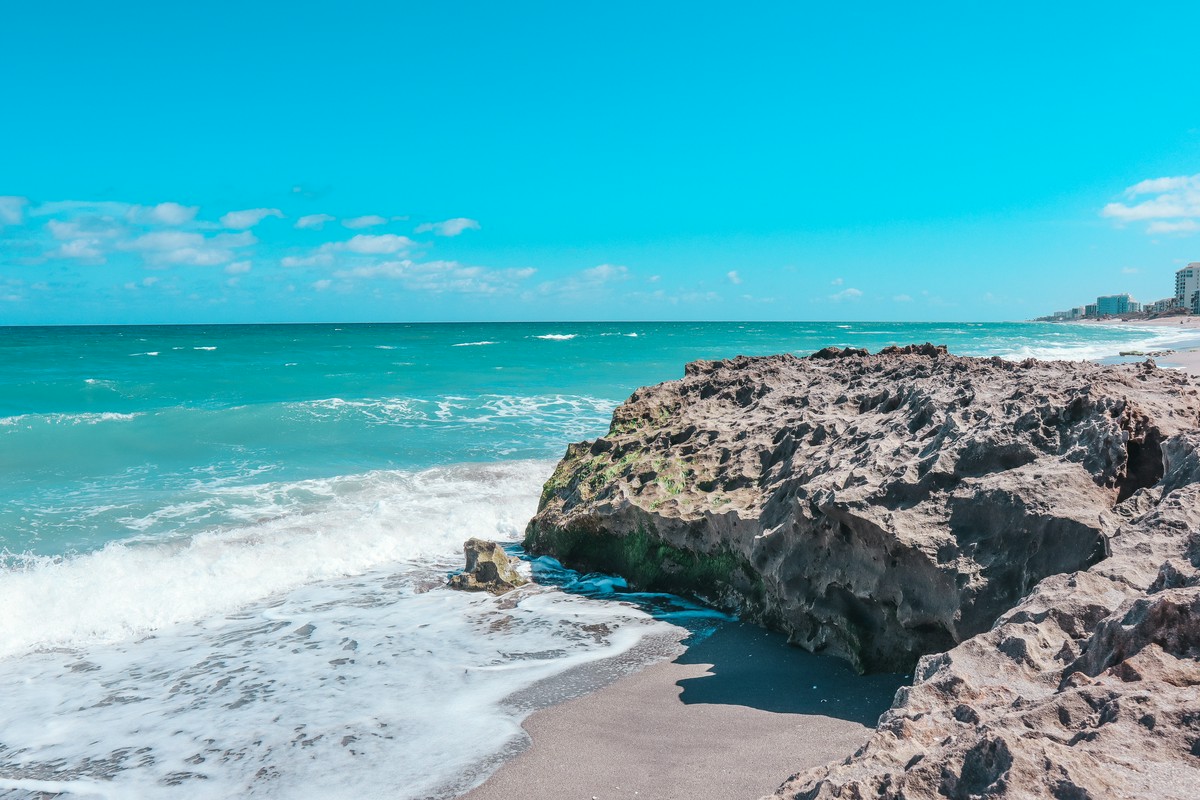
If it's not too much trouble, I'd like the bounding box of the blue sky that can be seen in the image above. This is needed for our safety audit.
[1,1,1198,324]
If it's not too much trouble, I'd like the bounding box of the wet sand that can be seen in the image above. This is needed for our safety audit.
[1084,315,1200,374]
[462,622,905,800]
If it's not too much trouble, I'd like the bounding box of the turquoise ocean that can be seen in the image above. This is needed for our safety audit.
[1,321,1195,799]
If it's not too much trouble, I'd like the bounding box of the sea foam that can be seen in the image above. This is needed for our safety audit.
[0,460,692,798]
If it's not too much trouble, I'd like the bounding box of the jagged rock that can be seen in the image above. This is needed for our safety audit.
[447,538,527,595]
[523,346,1200,798]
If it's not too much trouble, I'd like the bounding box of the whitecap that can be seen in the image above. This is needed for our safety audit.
[453,341,497,347]
[534,334,577,341]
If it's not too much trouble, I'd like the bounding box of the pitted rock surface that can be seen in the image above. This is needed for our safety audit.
[523,346,1200,798]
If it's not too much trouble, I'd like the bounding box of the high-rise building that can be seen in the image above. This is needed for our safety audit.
[1096,294,1135,316]
[1177,263,1200,314]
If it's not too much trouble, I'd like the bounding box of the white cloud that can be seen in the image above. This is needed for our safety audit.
[1126,176,1191,195]
[47,218,125,241]
[893,293,913,302]
[582,263,628,282]
[148,202,198,225]
[0,196,28,225]
[1147,220,1199,234]
[534,264,629,299]
[343,215,388,229]
[313,279,333,291]
[831,277,844,286]
[278,235,415,263]
[334,259,534,294]
[55,238,105,260]
[122,230,254,266]
[225,261,252,274]
[727,270,742,285]
[830,287,863,302]
[337,234,415,255]
[282,253,334,268]
[296,213,336,230]
[415,217,481,237]
[1121,266,1140,274]
[220,208,284,229]
[1102,174,1200,234]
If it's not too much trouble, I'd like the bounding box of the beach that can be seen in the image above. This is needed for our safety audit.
[463,623,905,800]
[1085,315,1200,374]
[0,321,1192,799]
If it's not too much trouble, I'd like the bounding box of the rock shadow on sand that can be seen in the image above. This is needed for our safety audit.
[673,622,907,726]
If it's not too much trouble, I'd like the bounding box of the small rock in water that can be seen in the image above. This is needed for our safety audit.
[446,538,528,595]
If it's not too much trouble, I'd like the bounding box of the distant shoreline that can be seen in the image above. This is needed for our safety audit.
[1081,315,1200,375]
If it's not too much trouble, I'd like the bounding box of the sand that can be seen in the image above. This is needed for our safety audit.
[462,622,905,800]
[1083,315,1200,375]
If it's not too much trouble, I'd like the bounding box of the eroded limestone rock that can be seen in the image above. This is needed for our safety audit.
[522,346,1200,798]
[447,538,527,595]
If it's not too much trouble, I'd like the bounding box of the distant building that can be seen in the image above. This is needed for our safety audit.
[1096,294,1136,316]
[1149,297,1181,314]
[1177,263,1200,314]
[1085,303,1098,318]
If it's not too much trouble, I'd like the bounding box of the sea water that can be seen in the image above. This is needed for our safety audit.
[0,321,1193,799]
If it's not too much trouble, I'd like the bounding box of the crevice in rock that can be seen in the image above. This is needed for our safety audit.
[1117,419,1165,504]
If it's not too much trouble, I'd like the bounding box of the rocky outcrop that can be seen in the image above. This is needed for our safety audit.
[774,440,1200,799]
[523,346,1200,797]
[447,538,527,595]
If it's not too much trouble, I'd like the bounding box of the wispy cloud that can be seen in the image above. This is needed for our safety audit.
[280,234,417,267]
[534,263,629,299]
[1102,173,1200,234]
[295,213,335,230]
[343,215,388,229]
[829,287,863,302]
[148,202,198,226]
[415,217,480,237]
[334,233,415,255]
[0,196,29,226]
[726,270,742,285]
[122,230,255,266]
[334,259,534,294]
[220,208,284,229]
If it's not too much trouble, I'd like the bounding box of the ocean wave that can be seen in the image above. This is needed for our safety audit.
[0,457,700,798]
[287,393,617,432]
[0,531,688,800]
[452,340,497,347]
[130,351,159,356]
[534,333,577,340]
[0,411,142,428]
[976,326,1200,363]
[0,461,555,659]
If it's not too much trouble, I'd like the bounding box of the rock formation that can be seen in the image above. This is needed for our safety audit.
[447,538,527,595]
[523,345,1200,797]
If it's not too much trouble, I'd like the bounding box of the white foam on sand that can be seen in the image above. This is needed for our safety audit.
[0,460,684,799]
